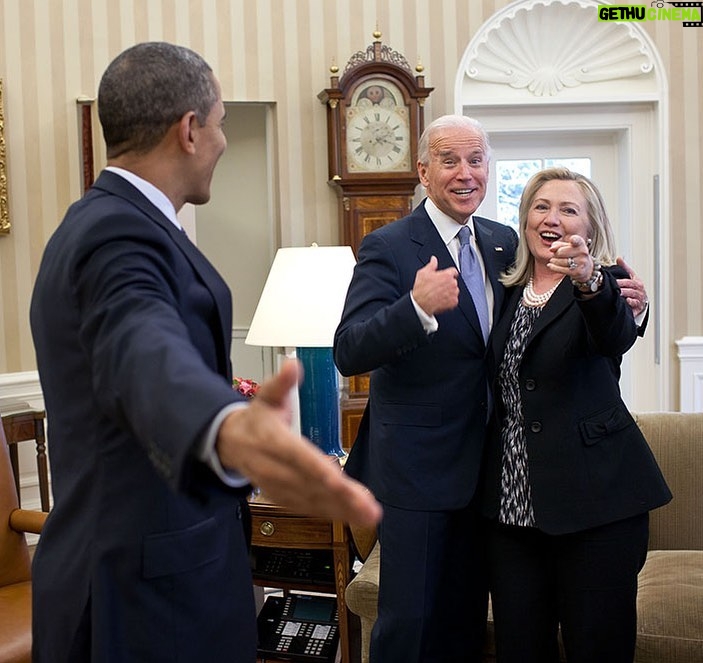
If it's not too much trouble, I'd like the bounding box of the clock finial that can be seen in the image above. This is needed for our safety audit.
[327,57,340,88]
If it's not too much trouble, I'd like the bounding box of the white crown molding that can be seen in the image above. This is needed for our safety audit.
[462,0,657,98]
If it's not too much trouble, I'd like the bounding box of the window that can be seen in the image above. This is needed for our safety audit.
[496,158,591,230]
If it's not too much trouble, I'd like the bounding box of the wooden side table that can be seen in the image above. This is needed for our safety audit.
[1,408,50,512]
[249,493,357,663]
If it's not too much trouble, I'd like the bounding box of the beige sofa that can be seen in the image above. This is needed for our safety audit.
[345,411,703,663]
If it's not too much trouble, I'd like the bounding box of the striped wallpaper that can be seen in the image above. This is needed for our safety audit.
[0,0,700,408]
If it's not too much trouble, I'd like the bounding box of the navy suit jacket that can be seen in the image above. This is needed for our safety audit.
[481,268,671,534]
[30,171,256,662]
[335,202,518,511]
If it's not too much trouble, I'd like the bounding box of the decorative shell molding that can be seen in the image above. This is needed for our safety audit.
[464,0,655,97]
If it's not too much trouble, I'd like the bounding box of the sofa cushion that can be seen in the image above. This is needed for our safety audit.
[636,550,703,662]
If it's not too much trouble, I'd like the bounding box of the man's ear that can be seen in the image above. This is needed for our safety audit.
[177,111,198,155]
[417,161,429,187]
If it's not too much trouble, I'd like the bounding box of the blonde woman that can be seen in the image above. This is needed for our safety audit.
[481,167,671,663]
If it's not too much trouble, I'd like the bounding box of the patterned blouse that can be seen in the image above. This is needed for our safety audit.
[498,299,543,527]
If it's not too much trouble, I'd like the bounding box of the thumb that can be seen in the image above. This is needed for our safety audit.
[616,256,635,278]
[425,255,438,271]
[256,359,301,407]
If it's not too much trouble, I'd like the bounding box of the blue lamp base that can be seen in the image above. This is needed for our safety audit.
[296,347,345,458]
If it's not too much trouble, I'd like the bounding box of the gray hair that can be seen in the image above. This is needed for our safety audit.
[98,42,218,158]
[417,115,492,165]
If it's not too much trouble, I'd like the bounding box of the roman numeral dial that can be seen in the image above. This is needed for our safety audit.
[345,83,411,172]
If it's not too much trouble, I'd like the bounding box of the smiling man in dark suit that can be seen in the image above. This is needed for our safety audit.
[335,115,518,662]
[29,42,380,663]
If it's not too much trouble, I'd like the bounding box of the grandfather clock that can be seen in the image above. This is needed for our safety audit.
[318,32,433,449]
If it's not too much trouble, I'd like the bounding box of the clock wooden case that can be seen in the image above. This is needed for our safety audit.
[318,34,433,448]
[319,34,432,250]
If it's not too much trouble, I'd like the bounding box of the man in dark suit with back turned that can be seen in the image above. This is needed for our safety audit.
[29,42,380,663]
[334,115,649,662]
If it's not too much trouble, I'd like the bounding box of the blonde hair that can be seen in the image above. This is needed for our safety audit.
[502,167,617,287]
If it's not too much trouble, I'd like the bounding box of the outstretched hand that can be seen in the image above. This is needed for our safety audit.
[216,360,382,528]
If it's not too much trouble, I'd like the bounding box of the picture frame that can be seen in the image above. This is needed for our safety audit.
[0,79,9,235]
[77,97,95,193]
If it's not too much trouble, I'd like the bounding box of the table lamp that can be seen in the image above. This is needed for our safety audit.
[245,244,357,457]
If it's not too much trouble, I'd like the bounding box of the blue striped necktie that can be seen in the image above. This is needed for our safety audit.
[458,225,489,343]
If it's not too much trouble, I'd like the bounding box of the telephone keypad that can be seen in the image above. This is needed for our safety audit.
[257,595,339,662]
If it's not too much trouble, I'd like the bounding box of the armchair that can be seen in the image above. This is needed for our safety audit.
[0,418,47,663]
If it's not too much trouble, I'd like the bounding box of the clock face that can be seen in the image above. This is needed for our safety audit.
[345,80,411,173]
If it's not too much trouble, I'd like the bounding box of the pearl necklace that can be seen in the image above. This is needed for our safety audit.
[522,277,562,308]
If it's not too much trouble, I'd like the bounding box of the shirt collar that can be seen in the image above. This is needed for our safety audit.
[423,197,476,246]
[105,166,182,230]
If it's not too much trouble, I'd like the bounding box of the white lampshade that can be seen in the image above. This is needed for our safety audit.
[245,245,357,348]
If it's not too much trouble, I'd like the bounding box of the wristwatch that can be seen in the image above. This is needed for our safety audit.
[572,262,603,293]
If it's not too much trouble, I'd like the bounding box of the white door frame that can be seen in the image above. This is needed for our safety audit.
[455,0,671,410]
[471,104,661,410]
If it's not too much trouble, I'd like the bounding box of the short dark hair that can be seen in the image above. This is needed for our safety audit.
[98,42,218,158]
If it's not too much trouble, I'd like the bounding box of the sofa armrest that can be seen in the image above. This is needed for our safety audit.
[345,541,380,621]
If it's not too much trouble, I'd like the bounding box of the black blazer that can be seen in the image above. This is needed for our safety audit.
[481,268,671,534]
[29,171,256,662]
[335,202,518,511]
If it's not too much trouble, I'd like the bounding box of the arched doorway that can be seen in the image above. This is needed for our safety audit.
[456,0,670,410]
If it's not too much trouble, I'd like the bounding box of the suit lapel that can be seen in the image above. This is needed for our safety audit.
[526,277,572,344]
[473,217,511,321]
[490,286,520,366]
[489,277,573,373]
[411,209,454,270]
[172,232,233,375]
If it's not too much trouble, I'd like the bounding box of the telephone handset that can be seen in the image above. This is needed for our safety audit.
[257,594,339,662]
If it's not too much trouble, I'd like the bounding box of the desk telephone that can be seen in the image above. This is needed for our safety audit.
[257,594,339,662]
[250,548,335,585]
